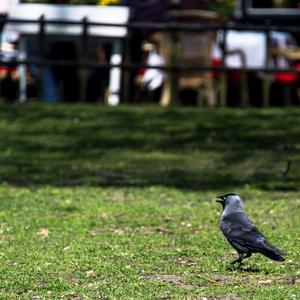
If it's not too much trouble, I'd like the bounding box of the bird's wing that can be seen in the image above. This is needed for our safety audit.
[221,212,285,261]
[221,212,267,251]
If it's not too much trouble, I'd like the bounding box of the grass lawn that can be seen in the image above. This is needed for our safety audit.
[0,104,299,299]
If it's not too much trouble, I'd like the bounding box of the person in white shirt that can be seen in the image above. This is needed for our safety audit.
[135,41,165,102]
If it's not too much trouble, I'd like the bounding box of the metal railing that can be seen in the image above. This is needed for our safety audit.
[1,16,300,105]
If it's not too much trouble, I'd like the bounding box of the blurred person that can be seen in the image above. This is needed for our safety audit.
[85,42,110,103]
[0,41,18,101]
[41,41,80,103]
[127,0,167,102]
[271,31,300,105]
[0,15,19,102]
[135,40,165,103]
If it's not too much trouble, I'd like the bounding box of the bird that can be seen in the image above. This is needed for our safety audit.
[216,193,285,266]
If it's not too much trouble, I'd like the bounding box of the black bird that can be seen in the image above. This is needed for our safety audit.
[216,193,285,266]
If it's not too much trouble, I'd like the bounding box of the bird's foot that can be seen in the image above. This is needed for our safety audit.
[236,262,244,269]
[226,262,244,271]
[230,259,243,265]
[227,256,244,270]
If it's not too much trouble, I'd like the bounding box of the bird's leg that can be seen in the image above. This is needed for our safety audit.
[230,253,252,269]
[243,252,252,261]
[226,253,244,270]
[231,253,244,266]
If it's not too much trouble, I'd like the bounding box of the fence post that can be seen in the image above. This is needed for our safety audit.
[123,27,131,104]
[80,17,88,102]
[38,14,45,102]
[17,38,27,103]
[239,50,249,107]
[262,29,271,107]
[108,40,122,106]
[170,28,180,105]
[219,29,227,107]
[0,15,6,99]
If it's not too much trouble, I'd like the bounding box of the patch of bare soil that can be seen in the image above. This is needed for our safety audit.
[135,226,173,235]
[178,255,198,267]
[142,274,197,289]
[281,277,300,285]
[205,274,300,286]
[192,297,242,300]
[211,275,238,283]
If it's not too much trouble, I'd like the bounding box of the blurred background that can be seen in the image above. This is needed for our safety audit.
[0,1,300,190]
[0,0,300,107]
[2,4,300,300]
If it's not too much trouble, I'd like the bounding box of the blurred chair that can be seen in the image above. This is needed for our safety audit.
[268,32,300,106]
[153,9,220,107]
[178,29,217,106]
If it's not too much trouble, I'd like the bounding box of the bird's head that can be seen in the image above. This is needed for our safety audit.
[216,193,244,211]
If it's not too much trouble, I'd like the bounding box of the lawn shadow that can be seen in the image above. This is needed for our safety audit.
[1,104,300,190]
[226,265,261,273]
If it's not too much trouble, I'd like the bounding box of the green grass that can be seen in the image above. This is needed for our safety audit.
[0,104,299,299]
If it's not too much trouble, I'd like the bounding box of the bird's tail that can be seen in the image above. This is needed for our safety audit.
[260,242,285,262]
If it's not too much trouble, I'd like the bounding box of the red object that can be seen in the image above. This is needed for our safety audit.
[212,58,221,79]
[212,58,241,80]
[137,68,146,76]
[275,64,300,84]
[275,73,297,84]
[0,66,17,76]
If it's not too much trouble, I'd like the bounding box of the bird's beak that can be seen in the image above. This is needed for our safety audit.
[216,197,224,203]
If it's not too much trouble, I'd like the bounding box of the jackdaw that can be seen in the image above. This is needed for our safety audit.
[216,193,285,266]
